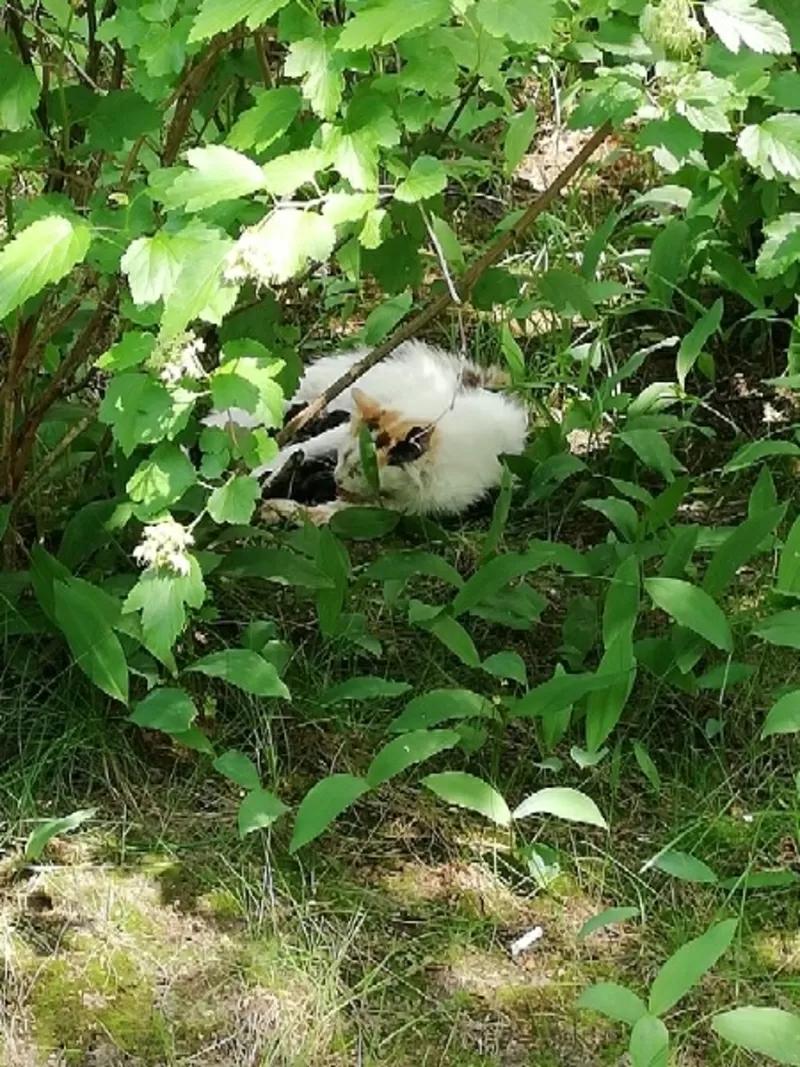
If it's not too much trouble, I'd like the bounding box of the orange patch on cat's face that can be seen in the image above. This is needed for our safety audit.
[351,388,437,465]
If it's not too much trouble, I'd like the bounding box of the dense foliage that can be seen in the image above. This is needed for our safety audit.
[2,0,800,1058]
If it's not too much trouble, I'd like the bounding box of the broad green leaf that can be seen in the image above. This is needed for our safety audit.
[127,443,196,516]
[649,849,719,883]
[603,556,640,648]
[762,690,800,737]
[367,729,460,786]
[430,215,465,271]
[539,269,596,320]
[53,580,128,704]
[452,551,547,617]
[289,773,369,851]
[476,0,555,43]
[121,234,184,307]
[413,608,481,667]
[584,497,639,540]
[25,809,96,862]
[219,547,331,589]
[778,515,800,595]
[363,292,412,347]
[705,0,791,54]
[394,156,447,203]
[481,651,527,686]
[161,146,266,213]
[207,476,260,525]
[188,0,288,41]
[323,192,379,227]
[675,69,746,132]
[130,687,197,733]
[630,1016,669,1067]
[330,506,400,540]
[504,108,537,175]
[160,231,237,340]
[123,560,206,669]
[336,0,450,50]
[585,633,637,752]
[739,114,800,182]
[389,689,494,733]
[646,219,690,306]
[570,74,645,129]
[364,550,462,587]
[644,578,732,651]
[98,374,178,457]
[423,771,511,826]
[96,332,156,372]
[211,356,283,426]
[513,670,629,720]
[720,870,799,890]
[632,741,661,795]
[238,788,289,838]
[649,919,737,1016]
[187,649,290,698]
[262,148,327,195]
[285,35,344,120]
[86,89,160,150]
[697,661,755,689]
[319,676,411,705]
[752,610,800,649]
[227,86,302,151]
[577,982,647,1026]
[756,213,800,278]
[0,46,40,130]
[703,504,785,597]
[513,787,607,829]
[712,1007,800,1064]
[723,438,800,472]
[578,907,641,942]
[0,216,91,321]
[677,299,724,388]
[214,749,261,790]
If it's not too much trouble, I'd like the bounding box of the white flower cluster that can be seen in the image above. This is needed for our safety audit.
[133,519,194,577]
[223,215,276,289]
[641,0,705,57]
[149,332,207,386]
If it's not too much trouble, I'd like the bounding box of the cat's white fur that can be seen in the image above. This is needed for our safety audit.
[206,341,528,517]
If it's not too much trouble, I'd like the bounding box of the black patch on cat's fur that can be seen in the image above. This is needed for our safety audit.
[387,426,430,466]
[284,405,350,444]
[263,450,337,505]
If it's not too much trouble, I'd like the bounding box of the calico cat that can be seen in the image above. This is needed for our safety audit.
[206,341,528,523]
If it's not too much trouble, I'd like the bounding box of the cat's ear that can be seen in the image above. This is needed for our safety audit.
[387,424,434,466]
[351,387,382,425]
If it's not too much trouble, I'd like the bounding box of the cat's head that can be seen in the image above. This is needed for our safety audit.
[334,388,436,505]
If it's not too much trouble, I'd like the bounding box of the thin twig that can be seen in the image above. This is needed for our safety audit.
[276,122,613,446]
[420,203,466,360]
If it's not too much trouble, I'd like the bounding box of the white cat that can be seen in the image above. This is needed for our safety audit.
[206,341,528,521]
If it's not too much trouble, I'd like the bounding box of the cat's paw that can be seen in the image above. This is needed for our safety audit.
[259,498,340,527]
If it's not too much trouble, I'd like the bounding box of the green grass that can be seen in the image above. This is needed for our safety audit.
[2,524,799,1066]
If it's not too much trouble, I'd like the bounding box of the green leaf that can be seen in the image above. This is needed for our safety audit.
[632,741,661,795]
[630,1016,669,1067]
[188,0,287,41]
[329,507,400,540]
[649,849,719,883]
[719,870,799,890]
[0,503,9,540]
[423,771,511,826]
[365,550,462,588]
[644,578,732,651]
[481,651,527,686]
[53,580,128,704]
[86,89,160,151]
[753,610,800,648]
[429,215,465,271]
[476,0,555,43]
[207,475,261,525]
[452,551,547,617]
[621,429,683,483]
[0,216,91,322]
[577,982,648,1026]
[513,787,608,829]
[757,213,800,278]
[127,443,196,516]
[219,547,332,589]
[96,331,156,373]
[649,919,737,1016]
[319,676,411,705]
[705,0,791,54]
[585,632,637,752]
[513,670,629,720]
[739,114,800,182]
[363,291,412,345]
[724,438,800,472]
[161,146,266,213]
[285,35,344,120]
[237,788,289,838]
[675,69,746,133]
[130,687,197,733]
[584,497,639,541]
[187,649,290,698]
[160,230,237,340]
[712,1007,800,1064]
[211,356,283,426]
[0,45,41,130]
[121,233,184,307]
[394,155,447,203]
[578,907,641,942]
[504,108,537,175]
[703,505,785,597]
[123,559,206,668]
[262,147,327,196]
[777,515,800,596]
[646,219,690,307]
[539,269,597,320]
[677,299,724,388]
[214,749,261,790]
[289,773,369,851]
[603,556,640,648]
[762,690,800,738]
[336,0,450,50]
[25,809,96,862]
[367,729,460,787]
[227,86,302,151]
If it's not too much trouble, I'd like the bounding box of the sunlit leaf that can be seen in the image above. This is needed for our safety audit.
[289,773,369,851]
[423,771,511,826]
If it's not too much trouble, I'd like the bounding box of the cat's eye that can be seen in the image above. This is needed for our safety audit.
[387,426,430,466]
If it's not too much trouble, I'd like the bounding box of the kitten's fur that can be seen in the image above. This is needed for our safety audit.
[207,341,528,521]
